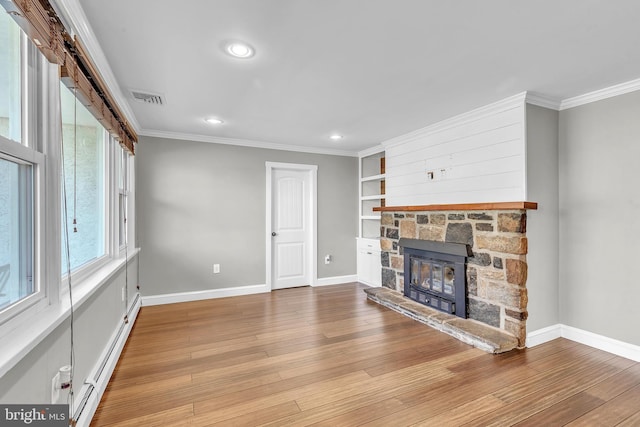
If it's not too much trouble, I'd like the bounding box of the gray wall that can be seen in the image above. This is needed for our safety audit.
[0,257,139,403]
[525,104,560,332]
[136,137,358,296]
[559,91,640,345]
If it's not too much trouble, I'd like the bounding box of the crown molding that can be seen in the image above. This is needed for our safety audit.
[357,144,385,158]
[139,129,359,157]
[382,92,528,149]
[560,77,640,110]
[37,3,640,153]
[525,92,562,110]
[49,0,141,133]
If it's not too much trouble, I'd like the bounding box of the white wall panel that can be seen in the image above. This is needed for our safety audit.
[389,172,523,205]
[384,98,526,206]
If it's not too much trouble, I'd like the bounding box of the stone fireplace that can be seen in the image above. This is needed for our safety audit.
[377,204,533,347]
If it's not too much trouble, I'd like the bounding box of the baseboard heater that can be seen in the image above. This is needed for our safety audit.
[72,292,140,426]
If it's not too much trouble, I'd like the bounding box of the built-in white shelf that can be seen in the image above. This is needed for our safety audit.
[361,194,386,201]
[361,215,381,220]
[359,173,383,285]
[361,173,386,182]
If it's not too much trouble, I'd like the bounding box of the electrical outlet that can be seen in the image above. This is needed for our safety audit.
[213,264,220,274]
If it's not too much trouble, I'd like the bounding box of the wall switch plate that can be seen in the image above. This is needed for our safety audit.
[213,264,220,274]
[324,255,331,264]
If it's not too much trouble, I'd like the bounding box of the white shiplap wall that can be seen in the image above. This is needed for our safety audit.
[383,94,527,206]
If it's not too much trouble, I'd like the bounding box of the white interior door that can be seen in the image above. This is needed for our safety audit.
[269,165,315,290]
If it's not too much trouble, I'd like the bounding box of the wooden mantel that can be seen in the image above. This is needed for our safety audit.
[373,201,538,212]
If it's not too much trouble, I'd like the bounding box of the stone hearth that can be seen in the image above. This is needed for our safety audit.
[364,287,519,353]
[378,207,531,347]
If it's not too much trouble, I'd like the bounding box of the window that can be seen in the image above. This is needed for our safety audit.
[60,84,107,273]
[1,1,137,373]
[0,155,33,311]
[117,145,129,248]
[0,9,22,143]
[0,12,45,321]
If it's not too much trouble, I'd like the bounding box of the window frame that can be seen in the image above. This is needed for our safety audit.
[0,122,46,325]
[117,142,131,251]
[59,117,111,290]
[0,9,23,144]
[57,93,135,293]
[0,18,49,324]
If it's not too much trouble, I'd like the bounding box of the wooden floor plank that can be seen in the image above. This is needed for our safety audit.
[565,383,640,426]
[94,404,193,427]
[203,401,301,427]
[459,355,636,426]
[90,283,640,426]
[616,410,640,426]
[411,395,506,426]
[192,371,373,425]
[360,364,538,426]
[511,392,605,426]
[308,397,407,426]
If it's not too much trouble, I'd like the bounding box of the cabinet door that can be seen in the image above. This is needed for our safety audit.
[357,249,370,284]
[358,249,381,287]
[367,251,381,287]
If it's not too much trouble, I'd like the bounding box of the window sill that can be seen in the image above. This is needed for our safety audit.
[0,248,140,378]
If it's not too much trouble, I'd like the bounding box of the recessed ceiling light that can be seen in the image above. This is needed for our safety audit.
[205,118,224,125]
[225,41,255,59]
[329,134,343,141]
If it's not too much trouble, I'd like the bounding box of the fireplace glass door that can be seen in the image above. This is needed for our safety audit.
[410,258,455,298]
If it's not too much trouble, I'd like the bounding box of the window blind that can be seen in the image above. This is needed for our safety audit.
[2,0,137,154]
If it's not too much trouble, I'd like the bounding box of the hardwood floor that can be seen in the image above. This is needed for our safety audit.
[91,283,640,426]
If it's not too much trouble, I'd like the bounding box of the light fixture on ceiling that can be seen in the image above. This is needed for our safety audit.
[329,134,343,141]
[225,41,255,59]
[205,118,224,125]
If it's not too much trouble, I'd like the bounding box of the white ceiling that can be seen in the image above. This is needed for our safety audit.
[71,0,640,155]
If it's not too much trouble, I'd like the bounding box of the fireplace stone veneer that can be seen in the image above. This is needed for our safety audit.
[379,208,529,346]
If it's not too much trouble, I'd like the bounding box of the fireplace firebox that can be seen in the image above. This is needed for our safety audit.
[399,238,471,318]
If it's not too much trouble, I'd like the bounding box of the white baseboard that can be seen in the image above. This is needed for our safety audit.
[314,275,358,287]
[527,324,640,362]
[357,279,382,288]
[142,277,359,305]
[561,325,640,362]
[526,324,562,347]
[142,284,270,306]
[75,294,142,427]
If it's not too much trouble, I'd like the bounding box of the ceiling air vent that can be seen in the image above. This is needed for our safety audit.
[130,90,165,105]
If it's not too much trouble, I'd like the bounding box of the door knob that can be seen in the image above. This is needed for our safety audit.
[271,232,277,237]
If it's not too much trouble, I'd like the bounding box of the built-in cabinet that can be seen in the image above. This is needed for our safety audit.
[357,149,385,287]
[357,238,381,286]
